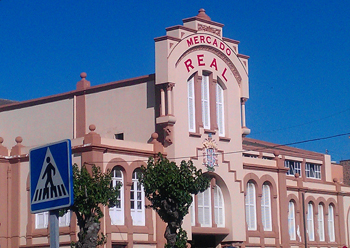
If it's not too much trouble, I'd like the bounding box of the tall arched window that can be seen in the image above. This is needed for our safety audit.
[318,204,325,241]
[109,167,124,225]
[216,83,225,136]
[288,201,296,240]
[214,185,225,227]
[307,202,315,241]
[245,182,257,230]
[130,169,145,226]
[187,77,196,132]
[261,183,272,231]
[198,188,211,227]
[201,74,210,129]
[328,204,335,242]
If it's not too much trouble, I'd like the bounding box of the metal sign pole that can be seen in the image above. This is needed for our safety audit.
[49,210,59,248]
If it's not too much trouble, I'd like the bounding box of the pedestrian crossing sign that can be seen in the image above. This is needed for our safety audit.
[30,139,74,213]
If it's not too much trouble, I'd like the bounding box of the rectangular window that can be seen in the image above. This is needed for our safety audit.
[201,75,210,130]
[188,77,196,132]
[285,160,301,176]
[305,163,321,179]
[114,133,124,140]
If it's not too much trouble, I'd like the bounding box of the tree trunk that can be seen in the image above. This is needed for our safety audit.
[164,220,182,248]
[76,217,101,248]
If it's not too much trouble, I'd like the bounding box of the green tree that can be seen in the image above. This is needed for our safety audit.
[62,163,120,248]
[139,154,210,248]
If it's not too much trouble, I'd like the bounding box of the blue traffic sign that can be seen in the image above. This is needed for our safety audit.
[30,139,74,213]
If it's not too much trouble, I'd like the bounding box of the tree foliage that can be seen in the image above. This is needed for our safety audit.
[139,154,210,248]
[62,163,120,248]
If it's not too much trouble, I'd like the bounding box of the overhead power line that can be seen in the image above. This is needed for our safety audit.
[83,132,350,164]
[253,107,350,135]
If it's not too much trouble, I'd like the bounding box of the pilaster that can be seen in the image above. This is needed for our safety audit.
[76,72,91,138]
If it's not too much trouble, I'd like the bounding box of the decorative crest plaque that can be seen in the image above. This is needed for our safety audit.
[202,133,218,171]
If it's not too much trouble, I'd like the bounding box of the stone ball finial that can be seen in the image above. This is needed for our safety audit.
[80,72,87,79]
[294,173,300,178]
[333,178,338,183]
[89,124,96,132]
[0,137,3,144]
[151,132,158,140]
[273,151,280,157]
[15,136,23,144]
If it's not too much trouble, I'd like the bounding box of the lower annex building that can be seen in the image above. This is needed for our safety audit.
[0,9,349,248]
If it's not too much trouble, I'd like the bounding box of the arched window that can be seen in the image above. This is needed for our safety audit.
[216,83,225,136]
[261,183,272,231]
[307,202,315,241]
[198,188,211,227]
[288,201,296,240]
[245,182,257,230]
[187,76,196,132]
[328,204,335,242]
[214,185,225,227]
[109,167,124,225]
[130,169,145,226]
[318,204,325,241]
[201,74,210,129]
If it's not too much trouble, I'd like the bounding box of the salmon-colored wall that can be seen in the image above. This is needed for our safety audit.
[332,163,344,183]
[0,99,74,148]
[85,81,155,144]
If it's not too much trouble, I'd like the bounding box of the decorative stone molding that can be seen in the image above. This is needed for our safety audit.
[198,23,221,36]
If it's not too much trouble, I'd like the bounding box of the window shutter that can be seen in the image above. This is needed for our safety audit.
[59,211,71,227]
[245,182,256,230]
[191,194,195,226]
[35,211,49,229]
[307,203,315,241]
[203,188,211,226]
[288,201,296,240]
[214,185,225,227]
[109,168,124,225]
[261,184,272,231]
[198,188,211,227]
[216,83,225,136]
[188,77,196,132]
[201,75,210,129]
[198,191,204,225]
[328,205,335,242]
[318,204,325,241]
[130,170,145,226]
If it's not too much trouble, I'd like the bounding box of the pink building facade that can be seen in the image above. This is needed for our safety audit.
[0,9,349,248]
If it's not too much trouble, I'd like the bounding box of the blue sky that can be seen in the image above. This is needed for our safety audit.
[1,1,349,162]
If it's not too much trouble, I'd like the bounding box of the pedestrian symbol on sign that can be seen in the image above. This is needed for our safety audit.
[32,147,68,204]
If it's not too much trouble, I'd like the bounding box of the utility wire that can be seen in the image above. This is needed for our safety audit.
[83,132,350,164]
[253,107,350,135]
